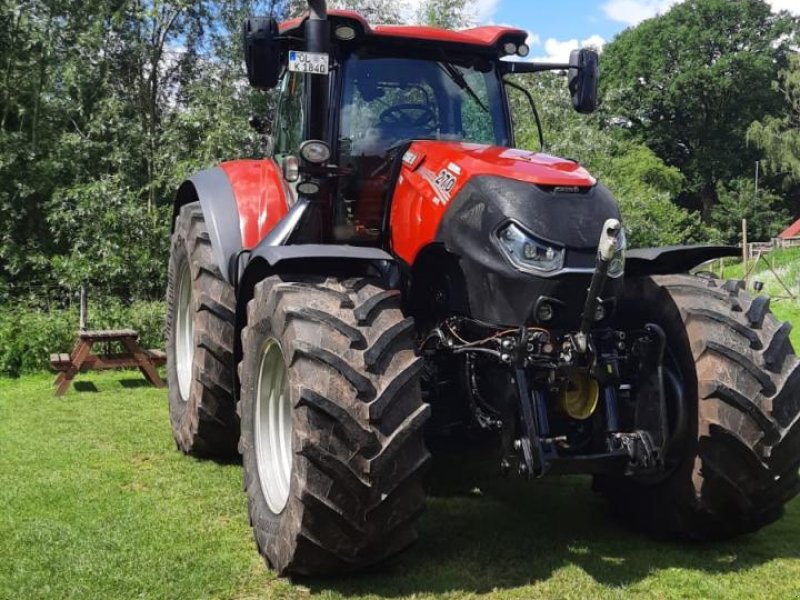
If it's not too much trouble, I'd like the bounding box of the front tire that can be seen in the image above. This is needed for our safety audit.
[596,274,800,539]
[238,275,430,575]
[166,202,239,457]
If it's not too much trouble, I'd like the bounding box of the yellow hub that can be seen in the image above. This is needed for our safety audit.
[559,373,600,420]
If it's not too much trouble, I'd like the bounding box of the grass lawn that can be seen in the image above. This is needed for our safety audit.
[2,367,800,600]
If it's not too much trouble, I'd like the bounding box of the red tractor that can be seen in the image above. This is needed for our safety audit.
[166,1,800,576]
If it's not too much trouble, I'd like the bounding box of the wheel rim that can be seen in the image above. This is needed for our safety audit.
[255,339,293,514]
[175,261,194,401]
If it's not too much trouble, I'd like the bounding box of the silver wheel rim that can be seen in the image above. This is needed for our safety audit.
[255,339,293,514]
[175,261,194,401]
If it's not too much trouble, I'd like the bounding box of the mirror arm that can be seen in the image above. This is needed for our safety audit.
[504,78,545,153]
[503,62,573,75]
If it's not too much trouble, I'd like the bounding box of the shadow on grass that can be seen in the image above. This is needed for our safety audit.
[72,381,99,393]
[118,378,154,389]
[301,466,800,597]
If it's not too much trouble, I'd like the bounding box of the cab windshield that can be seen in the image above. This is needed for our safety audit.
[334,54,509,241]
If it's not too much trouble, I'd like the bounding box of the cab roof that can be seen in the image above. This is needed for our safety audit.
[279,10,528,55]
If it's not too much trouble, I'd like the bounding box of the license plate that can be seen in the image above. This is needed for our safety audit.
[288,51,330,75]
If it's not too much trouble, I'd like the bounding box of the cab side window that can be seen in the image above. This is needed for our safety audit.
[274,72,304,162]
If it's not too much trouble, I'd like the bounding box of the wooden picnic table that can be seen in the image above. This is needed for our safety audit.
[50,329,166,396]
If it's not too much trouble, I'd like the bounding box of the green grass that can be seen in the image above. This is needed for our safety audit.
[3,370,800,599]
[774,303,800,350]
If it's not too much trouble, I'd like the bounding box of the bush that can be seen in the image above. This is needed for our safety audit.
[0,300,165,377]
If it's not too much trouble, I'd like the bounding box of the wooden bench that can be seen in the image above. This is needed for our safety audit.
[50,329,166,396]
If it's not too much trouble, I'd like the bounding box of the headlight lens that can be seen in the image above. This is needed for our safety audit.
[497,222,565,273]
[299,140,331,164]
[607,227,626,278]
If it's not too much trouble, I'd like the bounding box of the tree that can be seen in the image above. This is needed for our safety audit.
[416,0,472,28]
[0,0,267,300]
[283,0,408,23]
[600,0,795,218]
[748,52,800,184]
[711,178,790,244]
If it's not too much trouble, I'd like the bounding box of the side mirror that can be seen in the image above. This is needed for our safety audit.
[243,17,281,90]
[568,49,599,114]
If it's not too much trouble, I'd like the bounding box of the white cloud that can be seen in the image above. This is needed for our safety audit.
[767,0,800,14]
[533,34,606,63]
[581,34,606,50]
[602,0,680,26]
[526,32,541,47]
[474,0,501,23]
[603,0,798,25]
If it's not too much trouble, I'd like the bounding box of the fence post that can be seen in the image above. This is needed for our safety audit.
[79,284,88,332]
[742,219,749,288]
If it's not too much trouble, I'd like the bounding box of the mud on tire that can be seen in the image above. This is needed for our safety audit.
[596,274,800,539]
[166,202,239,457]
[238,275,430,575]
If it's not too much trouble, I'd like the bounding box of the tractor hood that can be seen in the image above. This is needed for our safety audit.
[390,140,612,266]
[399,141,597,190]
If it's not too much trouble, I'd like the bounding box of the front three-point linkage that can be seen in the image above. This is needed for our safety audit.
[512,326,554,477]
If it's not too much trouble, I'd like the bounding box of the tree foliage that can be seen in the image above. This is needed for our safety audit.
[711,179,791,244]
[748,53,800,185]
[0,0,268,301]
[600,0,795,217]
[283,0,408,23]
[416,0,472,28]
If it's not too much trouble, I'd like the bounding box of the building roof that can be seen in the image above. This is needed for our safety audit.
[279,10,528,51]
[779,217,800,240]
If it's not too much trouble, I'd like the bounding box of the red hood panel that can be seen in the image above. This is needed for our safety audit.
[406,141,596,188]
[389,141,596,264]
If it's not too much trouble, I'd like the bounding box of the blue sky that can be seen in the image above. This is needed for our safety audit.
[494,0,624,55]
[469,0,800,61]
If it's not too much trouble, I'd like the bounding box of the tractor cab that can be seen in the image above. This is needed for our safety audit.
[245,8,598,244]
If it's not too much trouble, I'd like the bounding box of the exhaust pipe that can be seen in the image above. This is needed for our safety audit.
[308,0,327,20]
[301,0,330,242]
[303,0,329,144]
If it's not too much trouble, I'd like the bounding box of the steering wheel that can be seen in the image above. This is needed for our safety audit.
[379,103,436,130]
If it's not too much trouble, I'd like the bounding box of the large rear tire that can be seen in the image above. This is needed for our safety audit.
[596,274,800,539]
[166,202,239,457]
[238,275,430,575]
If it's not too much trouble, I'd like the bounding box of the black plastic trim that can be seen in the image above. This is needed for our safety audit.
[173,167,242,284]
[626,245,740,276]
[247,243,393,267]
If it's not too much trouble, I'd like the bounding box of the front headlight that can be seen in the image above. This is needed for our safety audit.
[607,227,626,278]
[496,222,565,273]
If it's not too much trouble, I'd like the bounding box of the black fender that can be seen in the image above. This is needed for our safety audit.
[173,167,242,284]
[626,245,739,276]
[233,243,400,391]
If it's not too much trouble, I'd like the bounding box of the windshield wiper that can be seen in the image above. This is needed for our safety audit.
[438,62,489,114]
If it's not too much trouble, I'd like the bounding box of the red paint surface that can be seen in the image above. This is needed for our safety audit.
[389,141,596,264]
[779,217,800,240]
[219,160,290,249]
[280,10,526,48]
